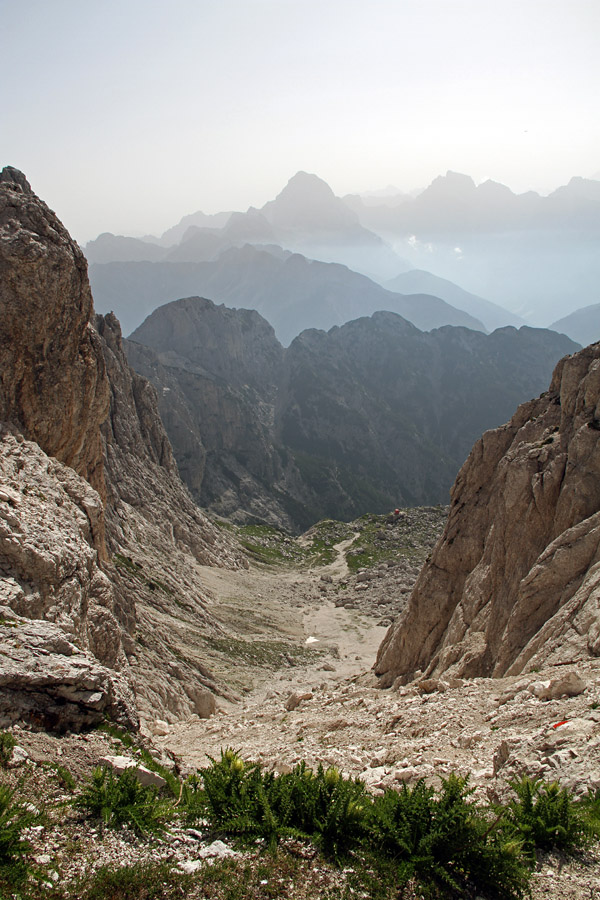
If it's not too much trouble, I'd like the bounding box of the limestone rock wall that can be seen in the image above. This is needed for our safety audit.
[0,167,109,510]
[0,428,136,729]
[98,312,241,568]
[97,312,247,724]
[0,168,245,728]
[375,343,600,685]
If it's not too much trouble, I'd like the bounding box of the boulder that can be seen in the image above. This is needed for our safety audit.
[530,671,587,701]
[98,755,166,788]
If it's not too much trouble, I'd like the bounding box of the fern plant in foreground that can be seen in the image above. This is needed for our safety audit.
[0,781,39,887]
[74,766,171,836]
[368,775,530,900]
[505,776,589,860]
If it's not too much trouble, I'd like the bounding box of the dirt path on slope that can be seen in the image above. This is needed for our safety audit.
[184,534,386,706]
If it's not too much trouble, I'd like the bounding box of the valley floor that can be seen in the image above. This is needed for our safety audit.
[151,525,600,899]
[3,511,600,898]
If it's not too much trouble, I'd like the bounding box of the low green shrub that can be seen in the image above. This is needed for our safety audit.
[505,776,590,860]
[0,734,15,769]
[53,764,76,793]
[267,762,369,859]
[578,786,600,838]
[368,774,530,899]
[74,860,193,900]
[98,724,180,797]
[0,780,39,887]
[191,751,369,858]
[74,766,171,836]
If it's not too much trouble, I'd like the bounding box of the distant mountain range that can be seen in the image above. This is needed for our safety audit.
[125,297,579,531]
[384,269,526,332]
[345,171,600,235]
[85,169,600,334]
[90,245,487,344]
[550,303,600,346]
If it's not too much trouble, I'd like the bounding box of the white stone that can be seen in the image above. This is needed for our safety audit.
[98,755,166,789]
[179,860,204,874]
[530,672,587,701]
[198,840,238,859]
[152,719,170,736]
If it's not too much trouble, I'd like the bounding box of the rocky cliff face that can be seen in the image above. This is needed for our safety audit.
[97,312,247,722]
[127,298,578,532]
[375,343,600,685]
[0,168,109,512]
[0,426,136,730]
[0,168,244,730]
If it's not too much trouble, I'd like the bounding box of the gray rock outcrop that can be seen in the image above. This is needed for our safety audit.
[97,311,247,723]
[0,167,244,729]
[375,343,600,685]
[0,167,109,512]
[0,428,136,729]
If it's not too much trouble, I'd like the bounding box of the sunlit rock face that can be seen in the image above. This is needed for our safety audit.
[375,343,600,685]
[0,167,110,510]
[0,168,246,728]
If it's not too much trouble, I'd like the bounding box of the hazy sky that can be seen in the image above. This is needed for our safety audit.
[2,0,599,242]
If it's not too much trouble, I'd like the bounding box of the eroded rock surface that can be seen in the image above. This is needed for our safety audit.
[0,430,136,729]
[0,167,244,727]
[0,167,109,508]
[375,343,600,685]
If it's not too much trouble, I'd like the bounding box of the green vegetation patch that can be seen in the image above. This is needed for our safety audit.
[1,752,599,900]
[74,766,172,836]
[201,635,325,669]
[234,519,354,570]
[345,508,446,572]
[301,519,355,567]
[226,506,447,574]
[237,525,311,567]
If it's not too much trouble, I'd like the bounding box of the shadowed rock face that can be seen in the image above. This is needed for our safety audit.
[128,298,578,532]
[0,167,110,508]
[375,343,600,685]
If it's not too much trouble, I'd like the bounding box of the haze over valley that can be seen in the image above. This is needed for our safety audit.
[87,169,600,343]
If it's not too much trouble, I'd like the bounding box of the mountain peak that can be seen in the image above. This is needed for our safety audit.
[426,171,477,196]
[261,172,357,230]
[278,171,336,201]
[0,166,32,193]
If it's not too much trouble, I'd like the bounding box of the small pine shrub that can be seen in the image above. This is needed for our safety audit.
[0,734,15,769]
[74,766,171,836]
[506,776,589,860]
